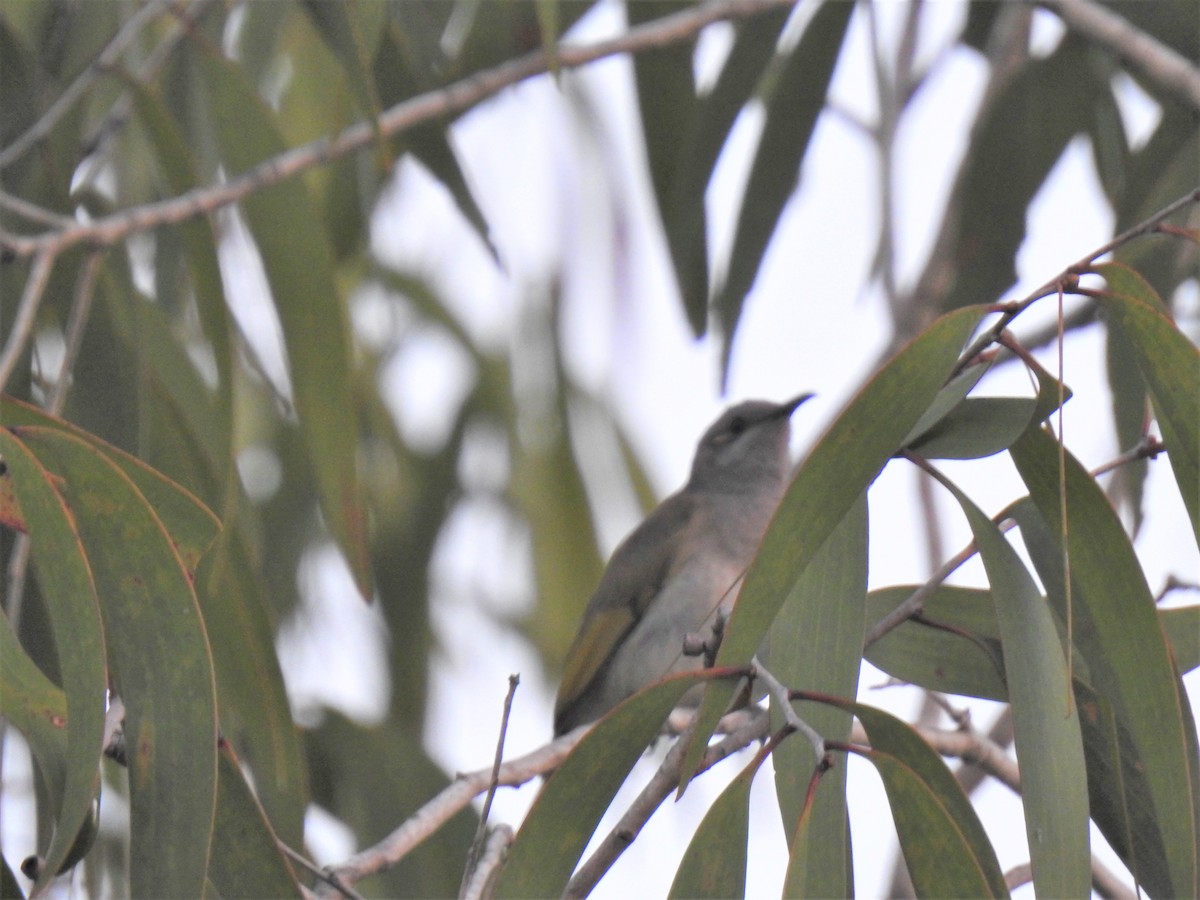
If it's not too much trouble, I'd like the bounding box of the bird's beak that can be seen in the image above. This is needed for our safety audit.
[777,392,815,418]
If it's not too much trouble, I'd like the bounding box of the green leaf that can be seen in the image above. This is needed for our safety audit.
[668,748,765,899]
[1162,606,1200,674]
[814,698,1008,898]
[628,1,704,334]
[935,463,1090,898]
[865,585,1007,701]
[0,431,106,887]
[1086,261,1200,542]
[769,496,866,898]
[663,4,792,333]
[682,306,986,791]
[14,427,219,899]
[1,396,219,574]
[208,742,302,898]
[496,670,715,899]
[198,49,373,598]
[1011,426,1199,896]
[715,0,855,368]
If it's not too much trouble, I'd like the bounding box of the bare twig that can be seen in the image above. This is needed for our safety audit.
[275,840,363,900]
[460,674,520,899]
[460,824,513,900]
[48,250,105,413]
[0,250,57,394]
[315,725,590,896]
[1038,0,1200,111]
[751,655,825,763]
[0,0,795,261]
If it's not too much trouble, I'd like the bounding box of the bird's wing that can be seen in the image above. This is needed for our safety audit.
[554,492,696,726]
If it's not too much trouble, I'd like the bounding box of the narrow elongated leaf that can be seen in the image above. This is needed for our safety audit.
[715,0,855,365]
[208,741,302,898]
[496,670,715,899]
[14,427,219,898]
[682,306,986,790]
[0,431,106,887]
[906,397,1038,459]
[198,50,372,598]
[628,1,705,334]
[1012,426,1199,896]
[664,6,793,333]
[768,496,866,898]
[865,585,1007,701]
[937,464,1090,898]
[1086,262,1200,541]
[1,396,220,573]
[668,747,767,899]
[839,701,1009,899]
[1161,606,1199,674]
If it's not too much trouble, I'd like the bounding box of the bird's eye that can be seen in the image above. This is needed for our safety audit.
[727,416,747,437]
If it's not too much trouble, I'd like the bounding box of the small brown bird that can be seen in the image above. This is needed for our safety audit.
[554,394,813,735]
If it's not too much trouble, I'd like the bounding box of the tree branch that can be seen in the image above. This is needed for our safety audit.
[1037,0,1200,111]
[0,0,795,261]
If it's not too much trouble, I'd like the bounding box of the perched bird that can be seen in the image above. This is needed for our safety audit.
[554,394,813,736]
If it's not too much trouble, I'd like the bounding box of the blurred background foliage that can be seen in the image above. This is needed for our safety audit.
[0,0,1197,897]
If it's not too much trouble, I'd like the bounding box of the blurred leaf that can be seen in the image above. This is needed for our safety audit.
[939,37,1099,311]
[939,466,1090,897]
[199,49,373,598]
[770,496,866,898]
[1012,425,1200,896]
[300,0,383,126]
[0,431,106,887]
[15,427,218,898]
[208,741,302,898]
[305,713,477,899]
[836,704,1008,898]
[628,1,703,334]
[1087,262,1200,542]
[662,5,793,335]
[127,78,234,426]
[715,0,855,369]
[683,306,986,790]
[1162,606,1199,674]
[668,747,765,899]
[865,585,1007,701]
[496,670,714,898]
[198,522,309,850]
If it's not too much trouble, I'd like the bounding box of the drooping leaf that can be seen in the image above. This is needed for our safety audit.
[0,431,106,887]
[207,741,302,899]
[936,462,1090,898]
[715,0,855,370]
[1086,262,1200,542]
[769,496,866,898]
[13,427,219,897]
[198,49,373,598]
[1012,425,1199,896]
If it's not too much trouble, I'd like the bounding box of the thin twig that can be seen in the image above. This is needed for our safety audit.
[0,0,795,261]
[750,655,825,763]
[275,840,364,900]
[460,674,520,899]
[460,824,513,900]
[0,250,57,394]
[48,249,105,414]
